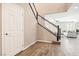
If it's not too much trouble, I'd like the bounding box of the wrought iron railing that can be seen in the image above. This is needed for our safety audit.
[29,3,61,41]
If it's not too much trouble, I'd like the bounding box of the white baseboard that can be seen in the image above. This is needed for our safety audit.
[23,41,37,51]
[37,40,52,43]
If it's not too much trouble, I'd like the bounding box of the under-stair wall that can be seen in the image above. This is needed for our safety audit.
[24,4,37,48]
[37,15,57,42]
[34,3,68,15]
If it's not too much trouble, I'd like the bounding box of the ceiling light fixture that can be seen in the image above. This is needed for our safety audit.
[74,6,78,9]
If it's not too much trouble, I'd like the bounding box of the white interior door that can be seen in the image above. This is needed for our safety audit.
[2,4,24,56]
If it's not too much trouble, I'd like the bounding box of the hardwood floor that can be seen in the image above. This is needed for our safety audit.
[16,42,64,56]
[16,34,79,56]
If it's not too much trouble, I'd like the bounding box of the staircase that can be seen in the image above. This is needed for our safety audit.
[29,3,61,44]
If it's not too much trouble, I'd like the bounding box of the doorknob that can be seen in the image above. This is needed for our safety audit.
[5,33,8,35]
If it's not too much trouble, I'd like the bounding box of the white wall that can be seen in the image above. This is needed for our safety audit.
[24,4,37,48]
[59,22,77,32]
[76,22,79,29]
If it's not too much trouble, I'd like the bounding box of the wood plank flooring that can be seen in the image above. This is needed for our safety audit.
[16,42,65,56]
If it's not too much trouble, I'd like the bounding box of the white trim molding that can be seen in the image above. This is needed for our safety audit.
[23,41,37,51]
[37,40,52,43]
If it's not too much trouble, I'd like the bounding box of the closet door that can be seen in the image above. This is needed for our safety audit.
[2,4,24,56]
